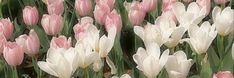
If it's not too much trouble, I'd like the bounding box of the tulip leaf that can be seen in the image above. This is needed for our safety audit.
[12,18,25,39]
[219,51,234,71]
[200,61,212,78]
[33,26,50,53]
[207,46,220,71]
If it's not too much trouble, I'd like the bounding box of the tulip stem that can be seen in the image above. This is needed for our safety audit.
[32,57,42,78]
[12,66,18,78]
[85,68,89,78]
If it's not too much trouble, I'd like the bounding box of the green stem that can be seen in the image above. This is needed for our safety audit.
[32,57,41,78]
[85,68,89,78]
[169,47,175,54]
[12,66,18,78]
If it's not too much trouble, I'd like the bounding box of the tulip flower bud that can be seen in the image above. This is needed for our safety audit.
[0,18,13,39]
[162,0,177,22]
[125,1,146,25]
[196,0,211,16]
[141,0,157,12]
[75,0,92,16]
[41,14,63,36]
[105,10,122,33]
[73,17,93,40]
[94,3,110,25]
[16,29,40,56]
[214,0,230,5]
[96,0,115,10]
[50,35,71,49]
[23,6,39,26]
[3,42,24,66]
[213,71,234,78]
[0,32,6,53]
[47,0,64,15]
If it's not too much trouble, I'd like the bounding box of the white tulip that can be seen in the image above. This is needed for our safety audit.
[188,21,217,54]
[212,6,234,36]
[37,48,78,78]
[112,74,131,78]
[92,56,104,72]
[133,43,169,78]
[165,51,193,78]
[173,2,206,30]
[75,41,99,68]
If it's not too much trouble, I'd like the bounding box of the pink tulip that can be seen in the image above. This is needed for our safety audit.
[41,14,63,36]
[0,18,14,39]
[214,0,230,5]
[75,0,92,16]
[94,3,110,25]
[96,0,115,10]
[162,0,177,22]
[3,42,24,66]
[23,6,39,26]
[47,0,64,15]
[73,17,93,40]
[141,0,157,12]
[126,1,146,25]
[16,29,40,56]
[105,10,122,33]
[50,35,71,49]
[196,0,211,16]
[213,71,234,78]
[0,32,6,53]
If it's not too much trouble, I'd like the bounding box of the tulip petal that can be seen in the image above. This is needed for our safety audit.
[106,56,117,74]
[212,6,221,22]
[172,2,185,22]
[37,62,58,77]
[134,26,145,41]
[159,49,169,70]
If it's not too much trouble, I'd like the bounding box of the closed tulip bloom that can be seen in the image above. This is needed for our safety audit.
[73,17,93,40]
[23,6,39,26]
[94,3,110,25]
[38,48,78,78]
[212,6,234,36]
[16,29,40,56]
[0,18,14,39]
[47,0,64,15]
[124,1,146,25]
[96,0,115,10]
[105,10,122,33]
[75,0,92,16]
[50,35,71,49]
[188,22,217,54]
[213,71,234,78]
[141,0,157,12]
[41,14,63,36]
[3,42,24,66]
[162,0,177,22]
[214,0,230,5]
[196,0,211,16]
[165,51,193,78]
[0,32,6,53]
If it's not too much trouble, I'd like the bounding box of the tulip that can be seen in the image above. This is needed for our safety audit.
[172,2,206,30]
[73,17,93,40]
[0,18,14,39]
[133,43,169,78]
[162,0,177,22]
[106,56,117,74]
[23,6,39,26]
[105,10,122,33]
[213,71,234,78]
[165,51,193,78]
[112,74,131,78]
[0,32,6,53]
[38,48,78,78]
[75,0,92,16]
[50,35,71,49]
[41,14,63,36]
[16,29,40,56]
[232,43,234,60]
[96,0,115,10]
[196,0,211,16]
[214,0,230,5]
[47,0,64,15]
[188,22,217,54]
[141,0,157,12]
[93,56,104,72]
[93,2,110,25]
[124,1,146,25]
[212,6,234,36]
[3,42,24,66]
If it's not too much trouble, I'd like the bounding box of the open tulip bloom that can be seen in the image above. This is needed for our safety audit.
[0,0,234,78]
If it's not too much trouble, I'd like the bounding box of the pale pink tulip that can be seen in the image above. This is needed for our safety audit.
[214,0,230,5]
[3,42,24,66]
[0,18,13,39]
[162,0,177,22]
[50,35,71,49]
[47,0,64,15]
[16,29,40,56]
[41,14,63,36]
[196,0,211,16]
[141,0,157,12]
[73,17,93,40]
[96,0,115,10]
[125,1,146,25]
[23,6,39,26]
[213,71,234,78]
[105,10,122,33]
[0,32,6,53]
[94,3,110,25]
[75,0,92,16]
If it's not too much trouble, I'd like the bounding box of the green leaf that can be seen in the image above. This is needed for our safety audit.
[200,61,212,78]
[207,46,220,71]
[33,26,50,53]
[12,18,25,39]
[219,51,234,72]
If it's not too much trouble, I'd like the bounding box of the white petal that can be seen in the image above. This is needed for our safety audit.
[56,57,72,78]
[99,35,112,57]
[134,26,145,41]
[174,51,188,61]
[142,56,159,78]
[120,74,131,78]
[37,61,58,77]
[179,60,193,76]
[187,2,200,15]
[108,26,117,42]
[159,49,169,70]
[146,42,160,59]
[188,24,199,38]
[93,57,104,72]
[172,2,186,22]
[133,47,147,70]
[106,56,117,74]
[212,6,221,22]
